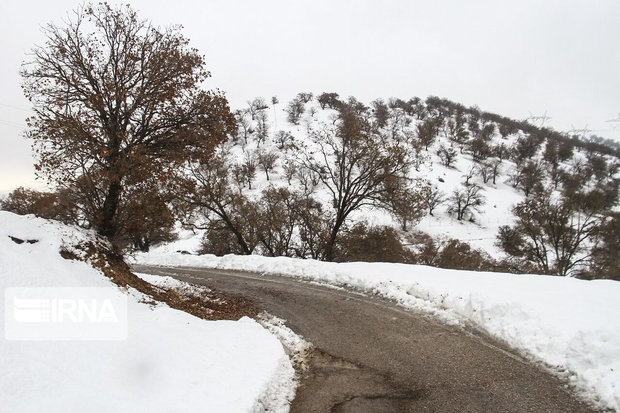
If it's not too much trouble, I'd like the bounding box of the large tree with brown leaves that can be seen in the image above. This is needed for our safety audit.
[21,3,236,239]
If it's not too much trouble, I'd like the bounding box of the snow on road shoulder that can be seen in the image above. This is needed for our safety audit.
[0,211,296,413]
[134,272,299,412]
[254,314,312,412]
[135,249,620,411]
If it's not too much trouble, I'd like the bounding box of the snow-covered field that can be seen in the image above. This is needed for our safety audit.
[135,240,620,411]
[0,211,296,412]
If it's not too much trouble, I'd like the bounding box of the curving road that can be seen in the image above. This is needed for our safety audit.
[132,264,596,413]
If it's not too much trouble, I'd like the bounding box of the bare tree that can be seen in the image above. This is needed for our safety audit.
[299,109,412,260]
[286,97,305,125]
[463,166,477,186]
[231,164,245,191]
[242,151,257,189]
[255,109,269,147]
[257,149,278,181]
[516,161,545,197]
[448,183,486,221]
[447,113,470,152]
[490,159,502,185]
[372,99,390,128]
[422,185,445,216]
[587,212,620,280]
[291,195,330,259]
[437,144,458,167]
[257,187,327,259]
[181,155,259,255]
[295,166,320,194]
[235,110,253,145]
[271,96,279,129]
[478,162,492,184]
[282,159,297,185]
[274,130,294,150]
[386,106,411,142]
[257,187,298,257]
[416,117,441,150]
[317,92,342,110]
[493,142,510,161]
[247,97,269,120]
[469,137,492,161]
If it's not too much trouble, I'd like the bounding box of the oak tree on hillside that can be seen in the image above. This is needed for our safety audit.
[416,117,441,150]
[182,154,260,255]
[448,183,485,221]
[285,95,306,125]
[381,176,426,232]
[257,149,278,181]
[0,187,77,224]
[587,212,620,280]
[437,143,458,167]
[299,108,412,261]
[497,189,605,276]
[21,3,235,239]
[422,185,445,217]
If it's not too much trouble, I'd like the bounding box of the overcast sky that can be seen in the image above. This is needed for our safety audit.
[1,0,619,192]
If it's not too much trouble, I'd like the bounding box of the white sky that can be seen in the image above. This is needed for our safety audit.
[1,0,619,192]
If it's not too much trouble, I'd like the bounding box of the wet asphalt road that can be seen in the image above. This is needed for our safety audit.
[132,264,597,413]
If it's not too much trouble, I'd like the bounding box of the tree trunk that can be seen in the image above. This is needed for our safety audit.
[217,208,252,255]
[324,214,346,262]
[231,227,252,255]
[99,180,122,239]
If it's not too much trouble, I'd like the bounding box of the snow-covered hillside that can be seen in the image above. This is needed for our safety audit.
[190,93,619,267]
[135,245,620,411]
[0,212,296,412]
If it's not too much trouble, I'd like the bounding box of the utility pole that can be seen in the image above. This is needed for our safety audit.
[527,111,550,128]
[272,96,279,129]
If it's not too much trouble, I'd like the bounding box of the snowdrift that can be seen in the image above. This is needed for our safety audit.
[136,246,620,411]
[0,211,295,412]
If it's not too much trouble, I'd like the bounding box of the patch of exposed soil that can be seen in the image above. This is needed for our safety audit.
[60,241,256,320]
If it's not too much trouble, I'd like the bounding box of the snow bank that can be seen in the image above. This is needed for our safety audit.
[0,211,295,412]
[135,248,620,411]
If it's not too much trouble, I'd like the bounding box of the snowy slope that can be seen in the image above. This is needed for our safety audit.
[219,95,619,260]
[0,211,296,412]
[135,249,620,411]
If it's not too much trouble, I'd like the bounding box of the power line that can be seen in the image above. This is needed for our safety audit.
[0,102,31,129]
[0,119,27,128]
[606,114,620,130]
[0,102,31,112]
